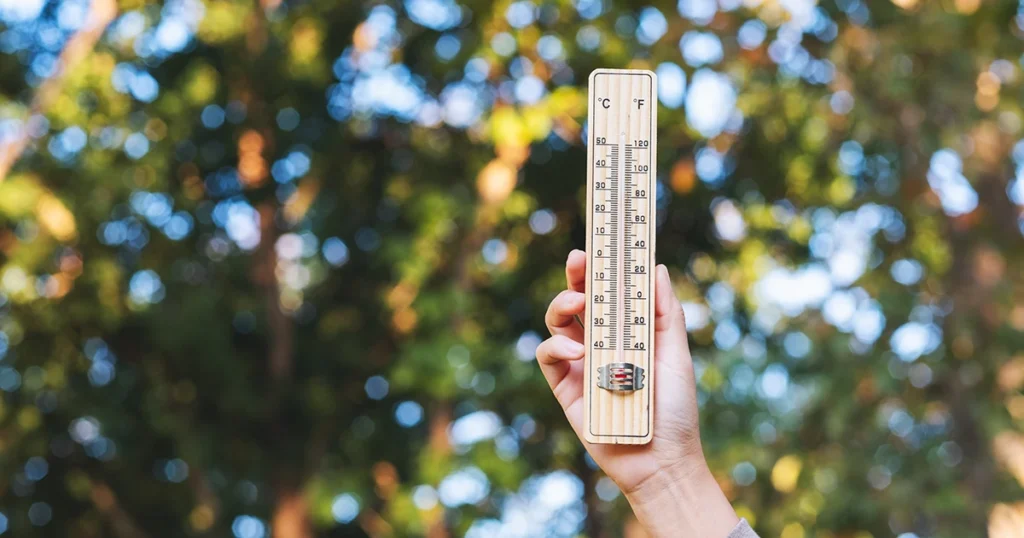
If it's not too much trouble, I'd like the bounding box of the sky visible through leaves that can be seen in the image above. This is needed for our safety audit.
[1,0,1024,537]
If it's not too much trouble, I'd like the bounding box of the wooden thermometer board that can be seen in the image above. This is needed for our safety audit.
[583,69,657,445]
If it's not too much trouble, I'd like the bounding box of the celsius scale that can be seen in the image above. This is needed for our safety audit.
[583,69,657,445]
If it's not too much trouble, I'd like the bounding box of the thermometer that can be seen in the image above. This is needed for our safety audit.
[583,69,657,445]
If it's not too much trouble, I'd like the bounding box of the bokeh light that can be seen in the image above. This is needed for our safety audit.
[0,0,1021,536]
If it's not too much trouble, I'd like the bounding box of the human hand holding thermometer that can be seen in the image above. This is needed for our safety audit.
[535,69,747,537]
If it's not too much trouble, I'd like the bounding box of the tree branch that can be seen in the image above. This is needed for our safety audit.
[89,480,153,538]
[0,0,118,181]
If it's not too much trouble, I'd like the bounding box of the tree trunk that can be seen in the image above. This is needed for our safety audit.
[255,201,312,538]
[940,171,1017,533]
[271,486,312,538]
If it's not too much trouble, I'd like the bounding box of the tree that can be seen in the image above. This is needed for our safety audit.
[0,0,1022,536]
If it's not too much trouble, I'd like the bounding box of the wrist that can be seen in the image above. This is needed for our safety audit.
[624,462,739,538]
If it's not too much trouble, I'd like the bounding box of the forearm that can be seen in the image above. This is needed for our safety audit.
[625,463,740,538]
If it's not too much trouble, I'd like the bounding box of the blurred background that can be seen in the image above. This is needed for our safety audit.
[0,0,1023,536]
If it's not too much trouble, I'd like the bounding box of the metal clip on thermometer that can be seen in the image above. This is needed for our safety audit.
[583,69,657,445]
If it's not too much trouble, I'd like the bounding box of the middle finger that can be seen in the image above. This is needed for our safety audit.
[545,289,585,341]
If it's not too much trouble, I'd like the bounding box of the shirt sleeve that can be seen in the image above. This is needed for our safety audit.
[727,519,759,538]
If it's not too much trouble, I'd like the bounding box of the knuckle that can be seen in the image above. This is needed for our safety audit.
[535,339,551,360]
[547,290,578,317]
[545,335,566,354]
[544,297,562,320]
[549,290,571,309]
[672,300,687,326]
[555,289,576,303]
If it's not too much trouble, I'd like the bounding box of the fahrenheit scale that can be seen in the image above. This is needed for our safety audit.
[583,69,657,445]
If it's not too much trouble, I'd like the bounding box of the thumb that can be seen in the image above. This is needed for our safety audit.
[654,264,691,364]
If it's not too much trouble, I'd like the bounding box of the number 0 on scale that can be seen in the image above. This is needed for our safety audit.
[583,69,657,445]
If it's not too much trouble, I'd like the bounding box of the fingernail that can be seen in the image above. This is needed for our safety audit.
[566,339,584,355]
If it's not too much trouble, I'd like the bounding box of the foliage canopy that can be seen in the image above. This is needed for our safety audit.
[1,0,1024,537]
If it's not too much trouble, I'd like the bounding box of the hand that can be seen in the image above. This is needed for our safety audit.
[536,250,739,538]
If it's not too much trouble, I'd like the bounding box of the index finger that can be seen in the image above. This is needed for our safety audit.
[566,249,586,293]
